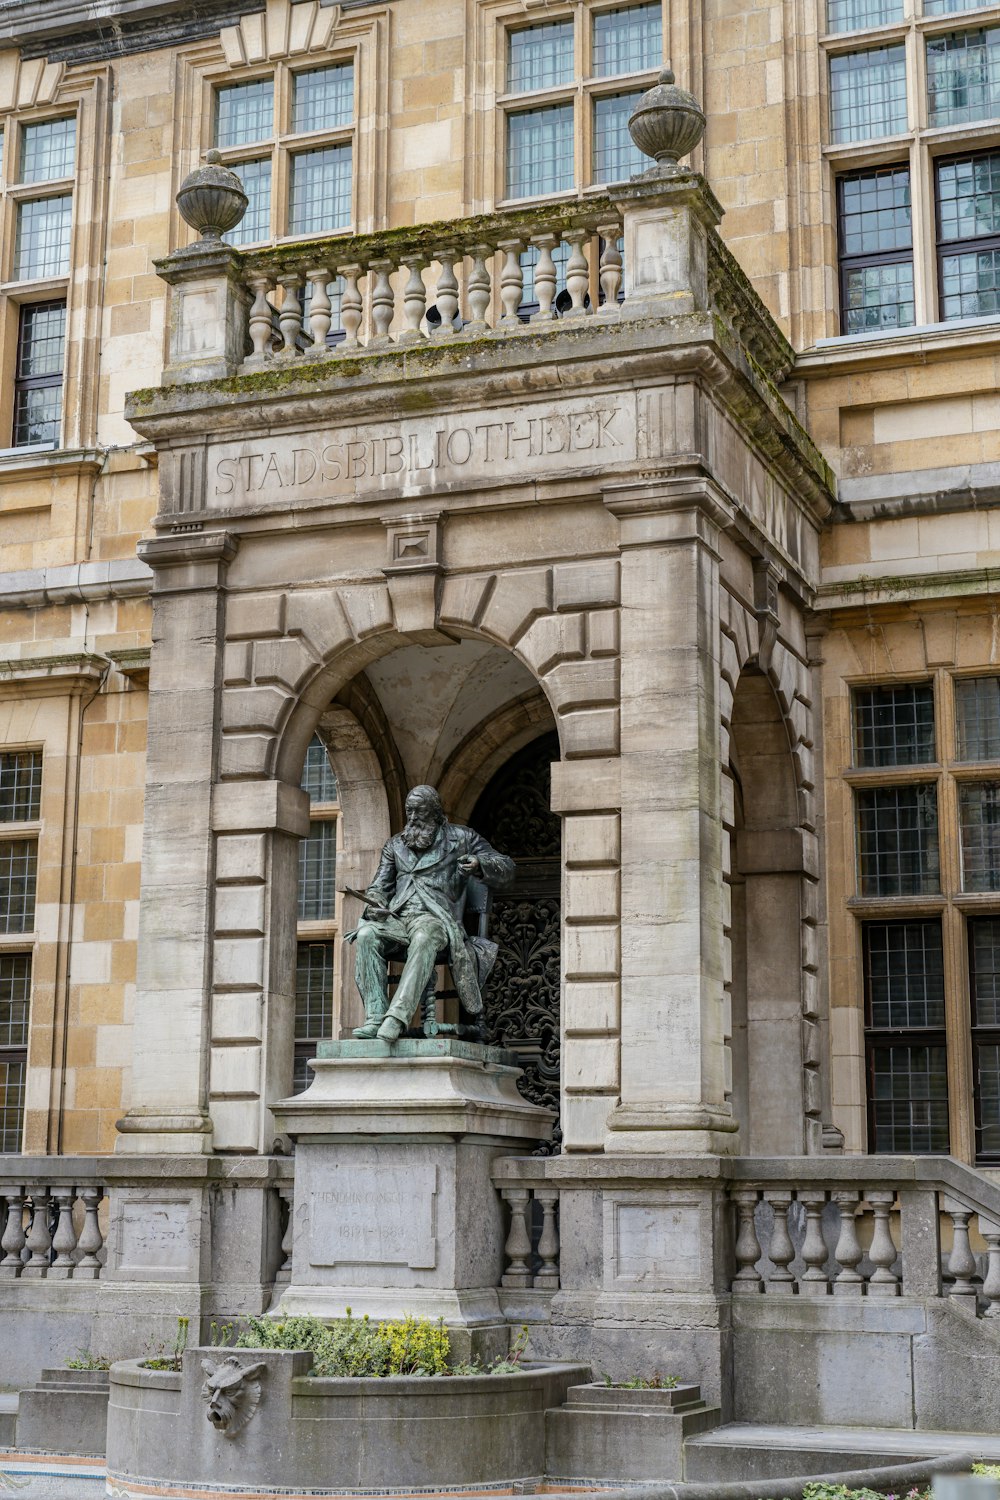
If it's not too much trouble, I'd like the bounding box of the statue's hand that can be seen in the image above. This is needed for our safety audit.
[457,854,480,876]
[365,905,392,921]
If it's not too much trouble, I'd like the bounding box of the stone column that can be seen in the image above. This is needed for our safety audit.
[603,482,738,1154]
[116,531,237,1155]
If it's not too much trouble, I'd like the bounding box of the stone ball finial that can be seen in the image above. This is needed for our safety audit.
[176,149,249,241]
[628,66,706,169]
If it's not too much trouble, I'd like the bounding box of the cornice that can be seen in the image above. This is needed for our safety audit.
[0,652,107,698]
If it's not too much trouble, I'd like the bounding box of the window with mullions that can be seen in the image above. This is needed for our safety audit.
[0,840,37,934]
[863,919,949,1151]
[224,159,271,247]
[508,21,574,93]
[289,144,352,235]
[827,0,902,31]
[298,820,337,922]
[296,733,339,1087]
[215,78,274,147]
[14,195,72,280]
[970,917,1000,1158]
[928,0,996,11]
[592,5,662,76]
[838,167,914,335]
[506,104,575,199]
[293,941,334,1093]
[0,953,31,1153]
[0,752,42,823]
[959,782,1000,891]
[830,46,907,143]
[853,681,934,766]
[292,64,353,133]
[956,676,1000,759]
[937,150,1000,321]
[19,117,75,184]
[593,92,648,181]
[856,784,940,896]
[12,302,65,449]
[927,27,1000,128]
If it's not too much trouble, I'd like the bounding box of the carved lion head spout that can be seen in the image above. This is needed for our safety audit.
[200,1356,267,1437]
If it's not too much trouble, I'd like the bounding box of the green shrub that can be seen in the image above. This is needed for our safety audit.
[235,1310,451,1377]
[64,1350,111,1371]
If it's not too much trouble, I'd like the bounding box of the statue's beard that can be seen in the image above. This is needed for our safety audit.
[402,818,438,851]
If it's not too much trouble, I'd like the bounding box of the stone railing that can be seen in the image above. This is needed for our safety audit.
[728,1157,1000,1316]
[236,198,627,371]
[0,1170,107,1281]
[495,1180,561,1292]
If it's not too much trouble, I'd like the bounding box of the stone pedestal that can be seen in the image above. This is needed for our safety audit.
[271,1040,552,1360]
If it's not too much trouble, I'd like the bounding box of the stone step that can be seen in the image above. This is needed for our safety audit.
[0,1391,19,1446]
[684,1422,1000,1484]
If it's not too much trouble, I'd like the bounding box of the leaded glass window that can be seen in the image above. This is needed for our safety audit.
[507,21,575,93]
[215,79,274,148]
[298,820,336,922]
[863,919,949,1154]
[927,27,1000,128]
[222,158,271,246]
[293,942,335,1093]
[960,782,1000,890]
[593,91,647,182]
[0,753,42,823]
[19,117,75,183]
[853,682,935,766]
[856,784,940,896]
[0,840,37,934]
[937,151,1000,320]
[592,5,661,76]
[0,953,30,1151]
[289,144,352,235]
[506,104,575,199]
[864,921,945,1029]
[969,918,1000,1158]
[827,0,903,30]
[12,301,65,448]
[292,64,354,133]
[838,166,914,335]
[301,735,338,803]
[14,195,71,279]
[830,46,907,142]
[868,1043,950,1153]
[927,0,994,11]
[956,676,1000,759]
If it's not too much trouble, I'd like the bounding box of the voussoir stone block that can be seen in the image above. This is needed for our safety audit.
[227,592,285,640]
[221,684,291,734]
[283,591,355,659]
[253,635,319,693]
[553,558,620,612]
[218,732,273,780]
[222,641,252,687]
[587,608,620,658]
[545,658,619,710]
[518,612,586,676]
[337,583,394,640]
[478,567,551,647]
[437,573,492,631]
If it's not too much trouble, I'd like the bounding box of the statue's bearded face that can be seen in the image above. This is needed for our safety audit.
[402,799,443,851]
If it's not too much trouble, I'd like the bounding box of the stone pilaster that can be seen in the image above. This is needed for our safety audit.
[116,531,237,1155]
[602,480,738,1154]
[155,242,250,385]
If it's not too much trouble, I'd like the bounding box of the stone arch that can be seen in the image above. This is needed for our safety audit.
[438,688,554,823]
[221,562,621,790]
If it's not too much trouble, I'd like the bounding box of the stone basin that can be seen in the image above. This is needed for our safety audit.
[106,1347,591,1496]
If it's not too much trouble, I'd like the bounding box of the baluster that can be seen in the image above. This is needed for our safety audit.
[338,264,364,350]
[563,229,590,317]
[867,1190,900,1297]
[278,273,303,355]
[799,1189,830,1297]
[530,234,558,322]
[982,1219,1000,1317]
[432,249,459,335]
[306,268,332,350]
[764,1190,796,1294]
[274,1184,294,1287]
[534,1189,559,1289]
[21,1189,52,1278]
[368,258,395,347]
[247,275,275,361]
[465,243,492,332]
[731,1189,763,1294]
[0,1188,26,1278]
[47,1186,79,1279]
[501,1187,533,1289]
[497,239,524,328]
[74,1186,105,1281]
[832,1190,864,1296]
[398,258,427,343]
[945,1203,978,1308]
[597,225,623,311]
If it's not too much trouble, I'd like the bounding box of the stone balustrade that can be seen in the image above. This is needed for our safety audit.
[0,1173,107,1282]
[498,1184,561,1292]
[236,198,627,369]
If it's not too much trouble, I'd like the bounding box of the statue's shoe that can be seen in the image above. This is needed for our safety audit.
[376,1015,404,1042]
[352,1020,383,1039]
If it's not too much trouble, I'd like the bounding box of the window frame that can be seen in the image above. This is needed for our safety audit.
[492,1,665,208]
[294,734,341,1091]
[0,748,41,1155]
[934,144,1000,320]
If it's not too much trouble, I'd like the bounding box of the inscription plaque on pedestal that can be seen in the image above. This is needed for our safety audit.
[309,1157,438,1271]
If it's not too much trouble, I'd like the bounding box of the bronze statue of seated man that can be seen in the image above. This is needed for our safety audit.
[346,784,515,1042]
